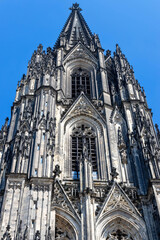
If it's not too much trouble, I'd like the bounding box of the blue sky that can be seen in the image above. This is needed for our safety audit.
[0,0,159,127]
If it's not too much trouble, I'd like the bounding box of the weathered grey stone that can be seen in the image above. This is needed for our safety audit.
[0,3,160,240]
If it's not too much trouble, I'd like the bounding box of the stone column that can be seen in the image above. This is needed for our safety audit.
[79,136,95,240]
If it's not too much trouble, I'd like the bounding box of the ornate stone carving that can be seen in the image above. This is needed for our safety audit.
[28,43,56,78]
[8,181,22,190]
[32,184,49,192]
[73,99,93,115]
[110,167,119,181]
[34,231,40,240]
[55,227,71,240]
[52,182,72,212]
[52,180,80,218]
[1,225,11,240]
[64,183,81,214]
[117,127,126,149]
[0,4,158,240]
[22,103,32,121]
[106,230,133,240]
[117,127,128,164]
[104,186,137,215]
[53,165,61,179]
[96,183,141,220]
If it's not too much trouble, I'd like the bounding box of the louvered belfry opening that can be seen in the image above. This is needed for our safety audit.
[72,68,91,98]
[71,124,97,179]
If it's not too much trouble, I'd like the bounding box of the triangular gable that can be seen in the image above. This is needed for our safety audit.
[96,182,141,221]
[52,180,80,220]
[19,120,30,132]
[63,42,97,65]
[110,106,124,124]
[61,92,106,125]
[38,115,47,130]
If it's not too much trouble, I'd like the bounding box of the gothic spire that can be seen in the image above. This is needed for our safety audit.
[54,3,93,49]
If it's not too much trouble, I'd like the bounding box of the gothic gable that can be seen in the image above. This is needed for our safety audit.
[63,42,97,65]
[19,120,30,133]
[61,92,106,125]
[52,180,80,220]
[110,106,125,125]
[96,182,141,221]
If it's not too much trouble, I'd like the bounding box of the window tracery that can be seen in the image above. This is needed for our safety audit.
[106,230,133,240]
[72,68,91,98]
[71,124,97,179]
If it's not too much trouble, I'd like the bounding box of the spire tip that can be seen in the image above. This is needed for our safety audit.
[69,3,82,11]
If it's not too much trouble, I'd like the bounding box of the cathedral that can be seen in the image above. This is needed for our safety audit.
[0,3,160,240]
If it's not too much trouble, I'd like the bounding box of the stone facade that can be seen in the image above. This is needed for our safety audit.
[0,3,160,240]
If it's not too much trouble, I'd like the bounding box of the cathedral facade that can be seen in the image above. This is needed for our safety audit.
[0,3,160,240]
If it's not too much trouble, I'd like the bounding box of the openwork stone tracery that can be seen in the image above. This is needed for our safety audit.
[71,124,97,179]
[106,230,133,240]
[0,3,159,240]
[71,68,91,98]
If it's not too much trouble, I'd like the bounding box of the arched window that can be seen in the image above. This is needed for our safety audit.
[71,124,97,179]
[72,68,91,98]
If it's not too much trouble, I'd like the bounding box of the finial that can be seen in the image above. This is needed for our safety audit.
[116,44,122,55]
[69,3,82,11]
[106,49,111,58]
[5,117,9,123]
[21,74,26,81]
[37,44,43,54]
[6,225,10,231]
[155,124,160,137]
[53,164,62,179]
[116,43,119,49]
[3,117,9,131]
[110,167,119,181]
[47,47,52,54]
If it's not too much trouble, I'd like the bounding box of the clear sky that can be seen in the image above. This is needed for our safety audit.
[0,0,159,127]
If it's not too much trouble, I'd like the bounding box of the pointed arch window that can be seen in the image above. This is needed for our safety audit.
[71,124,97,179]
[72,69,91,98]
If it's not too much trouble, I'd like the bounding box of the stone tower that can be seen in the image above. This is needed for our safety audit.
[0,3,160,240]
